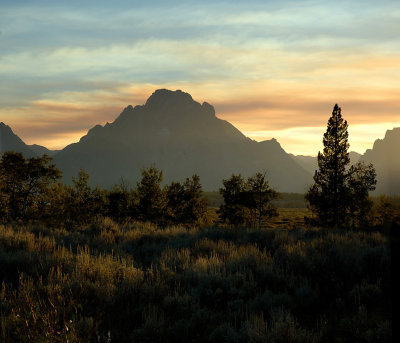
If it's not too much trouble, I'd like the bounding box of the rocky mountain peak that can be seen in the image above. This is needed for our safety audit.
[0,122,12,134]
[145,89,194,109]
[114,89,216,128]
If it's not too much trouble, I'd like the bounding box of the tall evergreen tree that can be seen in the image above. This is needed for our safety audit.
[305,104,350,226]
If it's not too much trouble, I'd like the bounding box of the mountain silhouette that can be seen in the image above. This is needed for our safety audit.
[3,91,397,194]
[0,122,57,157]
[29,144,59,156]
[53,89,312,191]
[361,127,400,195]
[0,122,37,157]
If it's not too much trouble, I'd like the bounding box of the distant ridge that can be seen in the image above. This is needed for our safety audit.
[29,144,59,157]
[0,122,57,157]
[361,127,400,195]
[53,89,312,192]
[0,122,37,157]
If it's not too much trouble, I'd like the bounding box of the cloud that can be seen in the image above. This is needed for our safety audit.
[3,79,398,153]
[1,0,398,58]
[0,0,399,153]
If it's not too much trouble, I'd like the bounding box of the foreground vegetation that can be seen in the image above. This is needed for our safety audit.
[0,217,392,342]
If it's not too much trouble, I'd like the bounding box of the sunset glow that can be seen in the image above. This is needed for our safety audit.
[1,0,399,155]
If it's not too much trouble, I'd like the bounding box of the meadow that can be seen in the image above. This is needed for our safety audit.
[0,207,393,342]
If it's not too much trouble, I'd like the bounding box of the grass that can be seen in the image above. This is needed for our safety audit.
[0,210,392,342]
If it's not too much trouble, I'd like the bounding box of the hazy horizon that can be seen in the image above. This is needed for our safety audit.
[1,0,399,155]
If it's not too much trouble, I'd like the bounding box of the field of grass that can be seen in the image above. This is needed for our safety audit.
[0,210,392,342]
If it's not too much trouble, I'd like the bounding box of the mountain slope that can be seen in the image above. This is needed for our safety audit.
[289,154,317,176]
[0,122,56,157]
[54,89,312,192]
[0,122,37,157]
[29,144,59,156]
[361,127,400,195]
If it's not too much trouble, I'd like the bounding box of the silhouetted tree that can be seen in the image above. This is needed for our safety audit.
[218,173,278,228]
[0,152,61,219]
[165,175,208,226]
[347,162,377,227]
[244,172,279,229]
[106,179,135,222]
[21,155,61,218]
[60,169,107,225]
[165,181,186,224]
[306,104,377,227]
[35,182,68,225]
[136,165,166,224]
[70,169,93,224]
[218,174,247,227]
[375,195,397,227]
[0,152,25,219]
[181,175,209,225]
[306,104,350,227]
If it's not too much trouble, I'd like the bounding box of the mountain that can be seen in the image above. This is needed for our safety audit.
[349,151,362,165]
[0,122,57,157]
[54,89,312,192]
[289,154,317,176]
[361,127,400,195]
[2,93,398,194]
[0,122,37,157]
[290,151,362,176]
[29,144,59,156]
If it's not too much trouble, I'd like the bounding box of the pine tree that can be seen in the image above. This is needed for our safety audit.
[305,104,350,226]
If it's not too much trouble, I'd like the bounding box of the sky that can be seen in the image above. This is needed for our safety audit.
[0,0,399,155]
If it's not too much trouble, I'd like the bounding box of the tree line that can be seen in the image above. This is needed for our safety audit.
[0,160,210,227]
[0,153,281,228]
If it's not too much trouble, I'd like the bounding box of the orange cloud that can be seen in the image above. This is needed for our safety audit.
[2,75,399,154]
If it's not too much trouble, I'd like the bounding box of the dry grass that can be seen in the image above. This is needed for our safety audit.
[0,215,392,343]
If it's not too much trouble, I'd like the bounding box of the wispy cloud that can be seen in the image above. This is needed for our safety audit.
[0,0,399,153]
